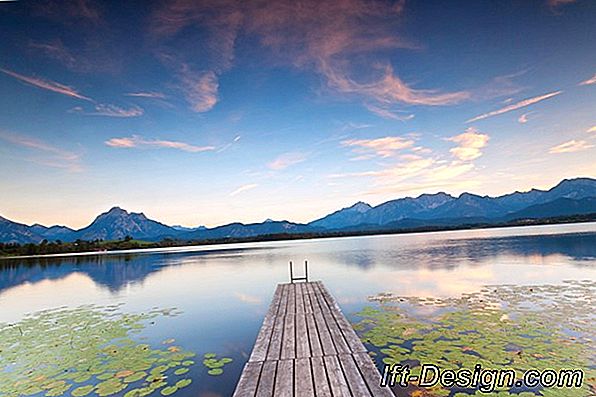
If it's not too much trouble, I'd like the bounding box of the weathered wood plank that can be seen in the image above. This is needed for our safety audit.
[296,282,305,314]
[266,305,286,361]
[233,361,263,397]
[295,358,315,397]
[323,355,351,397]
[295,313,310,358]
[353,352,396,397]
[280,313,296,360]
[255,360,277,397]
[312,307,337,356]
[316,283,367,354]
[250,284,284,362]
[286,283,296,315]
[311,357,332,397]
[338,353,372,396]
[305,313,323,357]
[274,359,293,397]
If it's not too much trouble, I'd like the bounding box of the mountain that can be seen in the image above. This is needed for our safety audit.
[30,224,76,241]
[0,216,43,244]
[313,177,596,229]
[309,201,372,229]
[505,197,596,221]
[179,220,316,240]
[73,207,178,241]
[0,177,595,245]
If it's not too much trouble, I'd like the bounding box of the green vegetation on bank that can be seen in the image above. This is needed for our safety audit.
[1,214,594,258]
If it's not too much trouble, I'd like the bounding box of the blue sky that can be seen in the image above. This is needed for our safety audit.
[0,0,595,228]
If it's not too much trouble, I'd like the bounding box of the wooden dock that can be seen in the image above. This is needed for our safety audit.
[233,281,395,397]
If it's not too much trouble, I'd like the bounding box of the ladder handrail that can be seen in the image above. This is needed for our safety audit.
[289,260,309,283]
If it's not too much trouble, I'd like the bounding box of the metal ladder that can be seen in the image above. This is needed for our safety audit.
[289,260,309,283]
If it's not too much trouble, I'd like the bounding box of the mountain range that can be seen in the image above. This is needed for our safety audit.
[1,177,595,244]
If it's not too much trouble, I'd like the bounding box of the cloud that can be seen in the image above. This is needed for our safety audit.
[467,91,562,123]
[105,135,215,153]
[152,0,469,113]
[579,73,596,86]
[0,130,82,172]
[69,104,144,117]
[518,113,530,124]
[268,152,307,170]
[364,103,414,121]
[548,140,594,154]
[448,127,490,161]
[587,126,596,133]
[178,67,219,112]
[229,184,258,197]
[342,136,415,158]
[547,0,577,8]
[125,92,166,99]
[0,68,91,101]
[29,40,80,70]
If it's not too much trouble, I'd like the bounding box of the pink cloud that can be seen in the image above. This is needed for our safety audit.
[125,92,166,99]
[105,135,215,153]
[342,136,415,158]
[267,152,307,170]
[467,91,562,123]
[549,140,594,154]
[0,68,91,101]
[579,73,596,86]
[70,104,144,118]
[0,130,82,172]
[179,68,219,112]
[448,127,490,161]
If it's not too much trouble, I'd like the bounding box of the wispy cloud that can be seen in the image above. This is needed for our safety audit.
[342,136,415,158]
[124,92,166,99]
[69,104,144,117]
[448,127,490,161]
[179,67,219,112]
[0,68,91,101]
[579,73,596,86]
[518,113,530,124]
[364,103,414,121]
[548,140,594,154]
[268,152,307,170]
[467,91,562,123]
[587,126,596,133]
[0,130,82,172]
[230,184,258,197]
[105,135,215,152]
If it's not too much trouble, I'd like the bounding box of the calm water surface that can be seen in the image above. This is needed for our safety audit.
[1,223,595,397]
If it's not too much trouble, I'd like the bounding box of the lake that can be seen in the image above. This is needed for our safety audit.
[1,223,595,397]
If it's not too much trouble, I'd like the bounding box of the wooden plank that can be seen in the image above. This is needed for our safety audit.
[250,285,284,362]
[296,282,305,314]
[266,305,286,361]
[280,313,296,360]
[311,285,351,354]
[233,361,263,397]
[316,283,367,354]
[274,359,293,397]
[287,283,296,315]
[255,360,277,397]
[310,357,332,397]
[305,314,323,357]
[323,355,351,397]
[302,283,314,314]
[312,308,337,356]
[295,358,315,397]
[295,313,310,358]
[338,354,372,397]
[353,352,395,397]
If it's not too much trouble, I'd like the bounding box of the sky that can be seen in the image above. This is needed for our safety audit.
[0,0,595,229]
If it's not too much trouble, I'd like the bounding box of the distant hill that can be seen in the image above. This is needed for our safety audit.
[0,177,594,244]
[73,207,178,241]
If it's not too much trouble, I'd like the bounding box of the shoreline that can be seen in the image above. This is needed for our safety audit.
[1,215,595,261]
